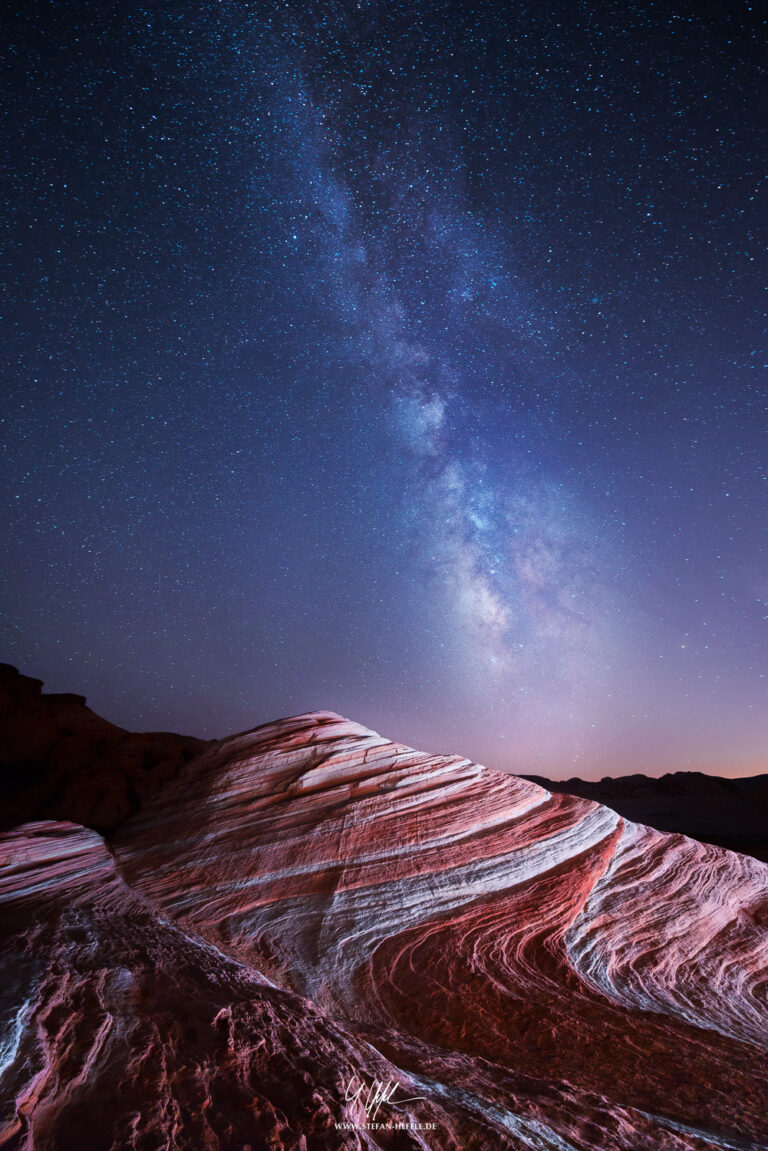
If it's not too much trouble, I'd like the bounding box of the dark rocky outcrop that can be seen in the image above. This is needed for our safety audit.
[524,770,768,862]
[0,663,208,833]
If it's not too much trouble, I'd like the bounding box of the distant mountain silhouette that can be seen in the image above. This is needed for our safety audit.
[523,770,768,862]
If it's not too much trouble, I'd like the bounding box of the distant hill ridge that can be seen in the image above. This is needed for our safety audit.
[0,662,207,832]
[523,770,768,862]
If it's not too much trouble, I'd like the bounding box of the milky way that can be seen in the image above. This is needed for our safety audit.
[3,1,766,776]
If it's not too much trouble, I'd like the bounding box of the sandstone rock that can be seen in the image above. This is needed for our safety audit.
[108,712,768,1150]
[0,820,503,1150]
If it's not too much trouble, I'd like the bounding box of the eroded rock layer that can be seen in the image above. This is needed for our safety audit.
[1,821,515,1150]
[103,712,768,1151]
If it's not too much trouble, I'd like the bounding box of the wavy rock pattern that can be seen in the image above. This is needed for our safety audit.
[1,821,508,1150]
[104,712,768,1151]
[2,712,767,1149]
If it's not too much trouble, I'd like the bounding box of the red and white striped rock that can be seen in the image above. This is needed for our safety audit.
[0,821,511,1150]
[110,712,768,1150]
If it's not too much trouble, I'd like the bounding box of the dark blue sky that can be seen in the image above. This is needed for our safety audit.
[3,0,766,777]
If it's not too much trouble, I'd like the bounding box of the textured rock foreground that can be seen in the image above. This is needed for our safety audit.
[2,712,767,1149]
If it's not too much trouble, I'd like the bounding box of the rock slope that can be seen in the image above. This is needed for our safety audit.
[112,713,768,1150]
[1,710,767,1150]
[0,821,498,1150]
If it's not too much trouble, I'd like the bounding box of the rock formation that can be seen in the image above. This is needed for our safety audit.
[0,663,206,833]
[1,707,767,1149]
[0,820,487,1150]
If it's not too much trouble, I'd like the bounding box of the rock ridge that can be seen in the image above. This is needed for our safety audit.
[1,698,767,1149]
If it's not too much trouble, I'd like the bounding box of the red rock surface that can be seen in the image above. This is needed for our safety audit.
[2,708,767,1148]
[98,712,767,1150]
[0,821,506,1150]
[0,663,207,833]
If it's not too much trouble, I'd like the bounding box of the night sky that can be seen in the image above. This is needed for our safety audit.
[3,1,766,778]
